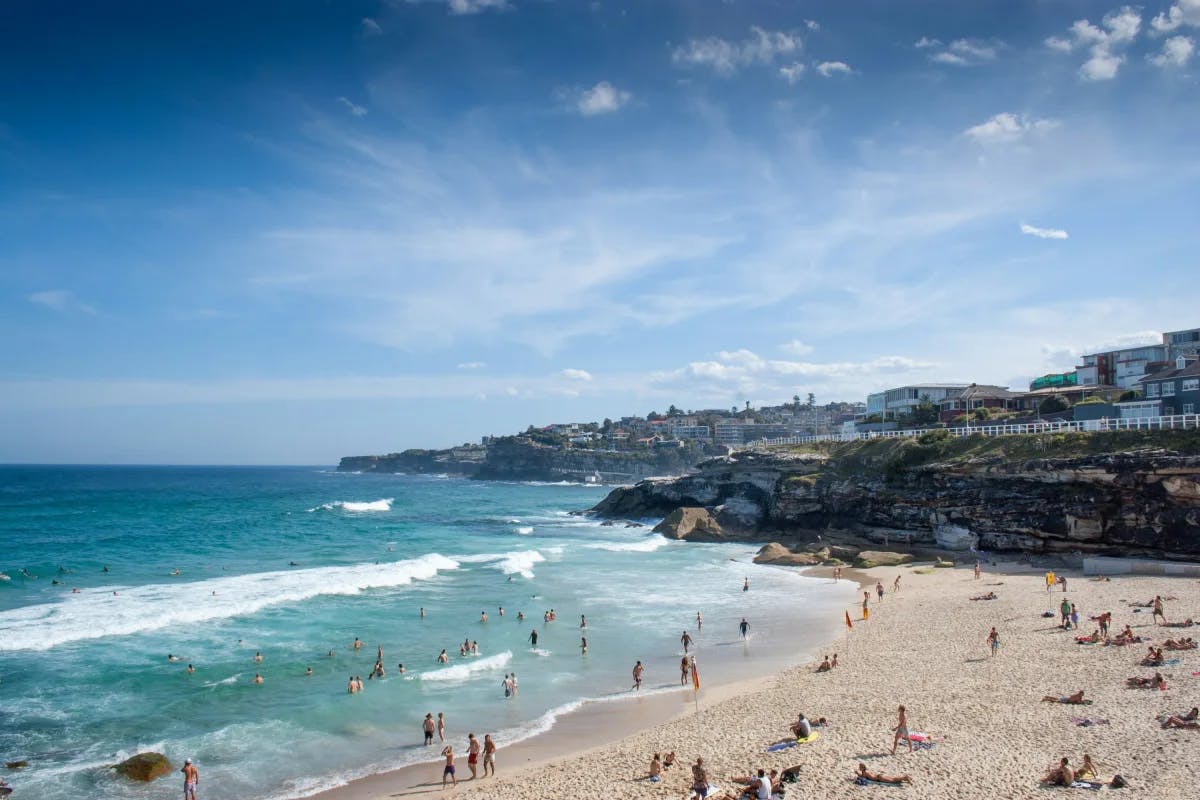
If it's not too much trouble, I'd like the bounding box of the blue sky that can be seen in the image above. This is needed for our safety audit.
[2,0,1198,464]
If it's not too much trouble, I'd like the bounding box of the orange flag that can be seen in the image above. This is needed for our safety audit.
[845,610,853,630]
[691,657,701,692]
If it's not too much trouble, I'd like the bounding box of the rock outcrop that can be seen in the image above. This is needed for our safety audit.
[590,431,1200,560]
[653,507,726,541]
[753,543,823,566]
[854,551,914,568]
[114,753,171,782]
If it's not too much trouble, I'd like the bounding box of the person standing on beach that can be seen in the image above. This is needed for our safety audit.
[876,581,884,601]
[680,656,691,685]
[632,660,645,691]
[689,756,709,800]
[181,758,198,800]
[482,734,496,777]
[892,705,912,754]
[681,630,693,653]
[862,592,870,621]
[437,712,446,742]
[987,627,1000,656]
[739,618,750,639]
[423,714,435,744]
[466,733,481,779]
[974,561,981,579]
[1060,597,1072,629]
[440,745,456,788]
[893,574,901,593]
[1153,595,1166,625]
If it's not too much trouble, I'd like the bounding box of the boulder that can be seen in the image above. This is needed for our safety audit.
[653,507,726,542]
[114,753,171,782]
[753,543,822,566]
[934,558,955,568]
[854,550,914,568]
[935,524,978,551]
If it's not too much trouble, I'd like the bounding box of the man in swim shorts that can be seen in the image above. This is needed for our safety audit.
[466,733,480,779]
[423,713,435,745]
[892,705,911,754]
[182,758,199,800]
[690,756,709,799]
[440,745,456,788]
[482,734,496,776]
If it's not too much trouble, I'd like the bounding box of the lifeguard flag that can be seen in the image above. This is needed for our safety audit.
[845,610,853,630]
[691,658,701,692]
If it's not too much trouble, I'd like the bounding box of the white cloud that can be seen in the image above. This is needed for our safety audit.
[337,97,368,117]
[1049,6,1142,80]
[779,339,815,356]
[457,362,487,370]
[1149,35,1196,66]
[963,113,1058,145]
[560,368,593,381]
[778,62,806,84]
[815,61,853,77]
[574,81,631,116]
[928,38,999,66]
[914,36,942,49]
[948,39,997,60]
[447,0,509,14]
[671,27,802,75]
[805,20,821,32]
[1152,0,1200,33]
[28,290,96,314]
[1020,223,1069,240]
[931,52,968,66]
[361,17,383,35]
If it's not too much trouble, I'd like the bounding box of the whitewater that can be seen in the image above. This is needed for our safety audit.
[0,466,853,800]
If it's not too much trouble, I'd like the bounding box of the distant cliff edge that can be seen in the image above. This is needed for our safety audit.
[589,429,1200,560]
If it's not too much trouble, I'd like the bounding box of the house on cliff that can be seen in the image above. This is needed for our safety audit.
[1140,356,1200,416]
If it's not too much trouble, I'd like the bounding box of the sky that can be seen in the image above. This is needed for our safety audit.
[1,0,1198,464]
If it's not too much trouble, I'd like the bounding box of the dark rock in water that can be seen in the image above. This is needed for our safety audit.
[653,507,726,541]
[600,520,618,526]
[854,551,914,568]
[4,760,27,769]
[624,522,645,528]
[113,752,171,782]
[753,543,822,566]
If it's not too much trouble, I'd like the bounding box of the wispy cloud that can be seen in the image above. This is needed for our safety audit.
[779,339,814,356]
[815,61,853,77]
[1020,223,1069,240]
[361,17,383,36]
[928,38,999,66]
[28,290,97,314]
[671,27,802,75]
[1046,6,1142,80]
[1149,35,1195,66]
[964,112,1058,145]
[457,361,487,370]
[446,0,509,15]
[778,62,805,84]
[573,81,631,116]
[337,97,368,117]
[1151,1,1200,33]
[914,36,942,49]
[560,368,593,381]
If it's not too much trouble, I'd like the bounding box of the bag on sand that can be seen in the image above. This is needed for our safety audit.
[1110,775,1127,789]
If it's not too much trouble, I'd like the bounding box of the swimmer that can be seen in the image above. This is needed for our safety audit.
[517,611,525,621]
[253,673,263,685]
[254,651,263,663]
[103,565,109,572]
[420,607,425,618]
[186,664,195,674]
[438,649,449,663]
[327,649,335,658]
[168,654,180,662]
[480,610,488,622]
[289,561,299,566]
[348,675,357,694]
[171,568,181,576]
[353,637,362,650]
[397,663,406,673]
[305,666,312,676]
[499,606,504,616]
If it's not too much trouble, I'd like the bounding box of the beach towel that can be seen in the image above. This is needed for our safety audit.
[766,731,821,751]
[1069,780,1104,790]
[855,777,906,787]
[1071,717,1110,726]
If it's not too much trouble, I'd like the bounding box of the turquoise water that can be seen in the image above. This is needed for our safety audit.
[0,467,853,799]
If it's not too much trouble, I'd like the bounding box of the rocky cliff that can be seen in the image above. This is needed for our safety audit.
[590,430,1200,559]
[338,446,487,476]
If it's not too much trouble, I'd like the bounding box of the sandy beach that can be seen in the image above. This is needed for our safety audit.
[309,558,1200,800]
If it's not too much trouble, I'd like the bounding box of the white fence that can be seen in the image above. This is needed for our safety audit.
[748,413,1200,448]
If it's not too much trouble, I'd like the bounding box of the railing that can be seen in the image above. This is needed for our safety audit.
[747,413,1200,448]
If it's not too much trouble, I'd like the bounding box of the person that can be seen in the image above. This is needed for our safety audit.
[423,713,435,745]
[892,705,911,754]
[987,627,1000,656]
[1126,672,1166,689]
[857,762,911,785]
[1070,603,1080,630]
[466,733,481,779]
[482,733,497,776]
[1042,757,1074,786]
[690,756,709,800]
[680,656,691,685]
[471,640,479,655]
[503,673,513,697]
[347,675,357,694]
[893,574,901,593]
[833,565,842,581]
[305,666,312,676]
[580,614,586,628]
[739,618,750,639]
[397,663,405,674]
[876,580,884,601]
[971,591,998,601]
[792,713,812,739]
[187,664,195,674]
[480,610,488,622]
[663,751,676,769]
[1060,597,1072,629]
[420,607,425,618]
[632,660,644,691]
[696,611,703,631]
[327,649,335,658]
[862,592,870,620]
[511,673,518,696]
[528,629,539,647]
[438,649,449,663]
[743,577,749,592]
[168,654,180,662]
[353,637,362,650]
[440,745,456,788]
[517,611,524,621]
[1059,575,1068,592]
[182,758,199,800]
[498,606,504,616]
[254,651,263,663]
[645,752,663,783]
[437,712,446,742]
[1098,611,1111,637]
[1161,707,1200,728]
[1042,690,1087,704]
[816,655,831,672]
[831,652,839,667]
[1153,595,1166,625]
[1077,754,1098,779]
[253,673,263,685]
[974,560,981,579]
[580,636,588,655]
[681,630,693,653]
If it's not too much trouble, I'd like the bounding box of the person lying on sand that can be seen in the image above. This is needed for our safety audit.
[1161,618,1195,628]
[1076,629,1103,644]
[1160,707,1199,729]
[1042,690,1089,704]
[1163,637,1196,650]
[1125,672,1166,689]
[856,763,911,785]
[970,592,997,601]
[1041,757,1075,787]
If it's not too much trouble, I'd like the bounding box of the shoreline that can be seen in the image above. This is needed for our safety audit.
[310,558,1200,799]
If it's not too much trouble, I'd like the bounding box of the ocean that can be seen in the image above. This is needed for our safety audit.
[0,466,854,799]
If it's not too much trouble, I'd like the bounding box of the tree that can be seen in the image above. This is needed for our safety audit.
[806,392,816,408]
[793,394,801,409]
[1039,394,1070,414]
[667,404,680,416]
[1118,390,1138,403]
[647,410,664,421]
[601,417,613,432]
[903,398,940,426]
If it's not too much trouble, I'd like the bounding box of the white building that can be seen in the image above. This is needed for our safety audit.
[874,384,969,420]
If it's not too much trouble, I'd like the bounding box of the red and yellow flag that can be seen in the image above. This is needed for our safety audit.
[845,610,853,630]
[691,657,701,692]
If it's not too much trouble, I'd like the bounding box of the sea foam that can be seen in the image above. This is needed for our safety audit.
[307,498,394,513]
[585,536,670,553]
[0,553,459,652]
[419,650,512,682]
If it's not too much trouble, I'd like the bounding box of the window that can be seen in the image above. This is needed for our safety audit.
[1161,382,1176,397]
[1183,378,1199,392]
[1145,383,1159,398]
[1184,403,1195,414]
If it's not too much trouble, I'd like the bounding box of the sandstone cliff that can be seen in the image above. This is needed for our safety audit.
[591,430,1200,560]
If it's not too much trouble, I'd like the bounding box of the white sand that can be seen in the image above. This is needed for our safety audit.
[316,562,1200,799]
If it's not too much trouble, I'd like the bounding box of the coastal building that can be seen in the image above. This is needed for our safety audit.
[1075,343,1169,389]
[714,422,790,445]
[1030,371,1078,392]
[1140,356,1200,416]
[1163,327,1200,359]
[873,384,969,420]
[937,384,1026,422]
[669,425,712,443]
[866,392,886,418]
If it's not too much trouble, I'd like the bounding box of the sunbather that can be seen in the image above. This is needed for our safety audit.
[1161,618,1195,628]
[1076,754,1098,779]
[1125,672,1166,689]
[970,592,997,601]
[1042,690,1088,704]
[1160,707,1199,729]
[1041,757,1075,787]
[1163,637,1196,650]
[815,656,832,672]
[1076,629,1103,644]
[1140,646,1165,666]
[856,763,911,785]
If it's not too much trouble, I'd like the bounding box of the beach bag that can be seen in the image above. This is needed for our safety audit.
[1110,775,1127,789]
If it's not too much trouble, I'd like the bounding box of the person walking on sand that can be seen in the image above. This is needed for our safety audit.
[632,660,645,691]
[182,758,199,800]
[892,705,912,754]
[862,592,870,621]
[876,580,884,601]
[681,630,693,653]
[974,560,981,579]
[440,745,456,788]
[739,618,750,639]
[466,733,480,779]
[423,713,435,745]
[482,734,496,777]
[680,655,691,685]
[437,712,446,742]
[1153,595,1166,625]
[987,627,1000,656]
[893,574,901,593]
